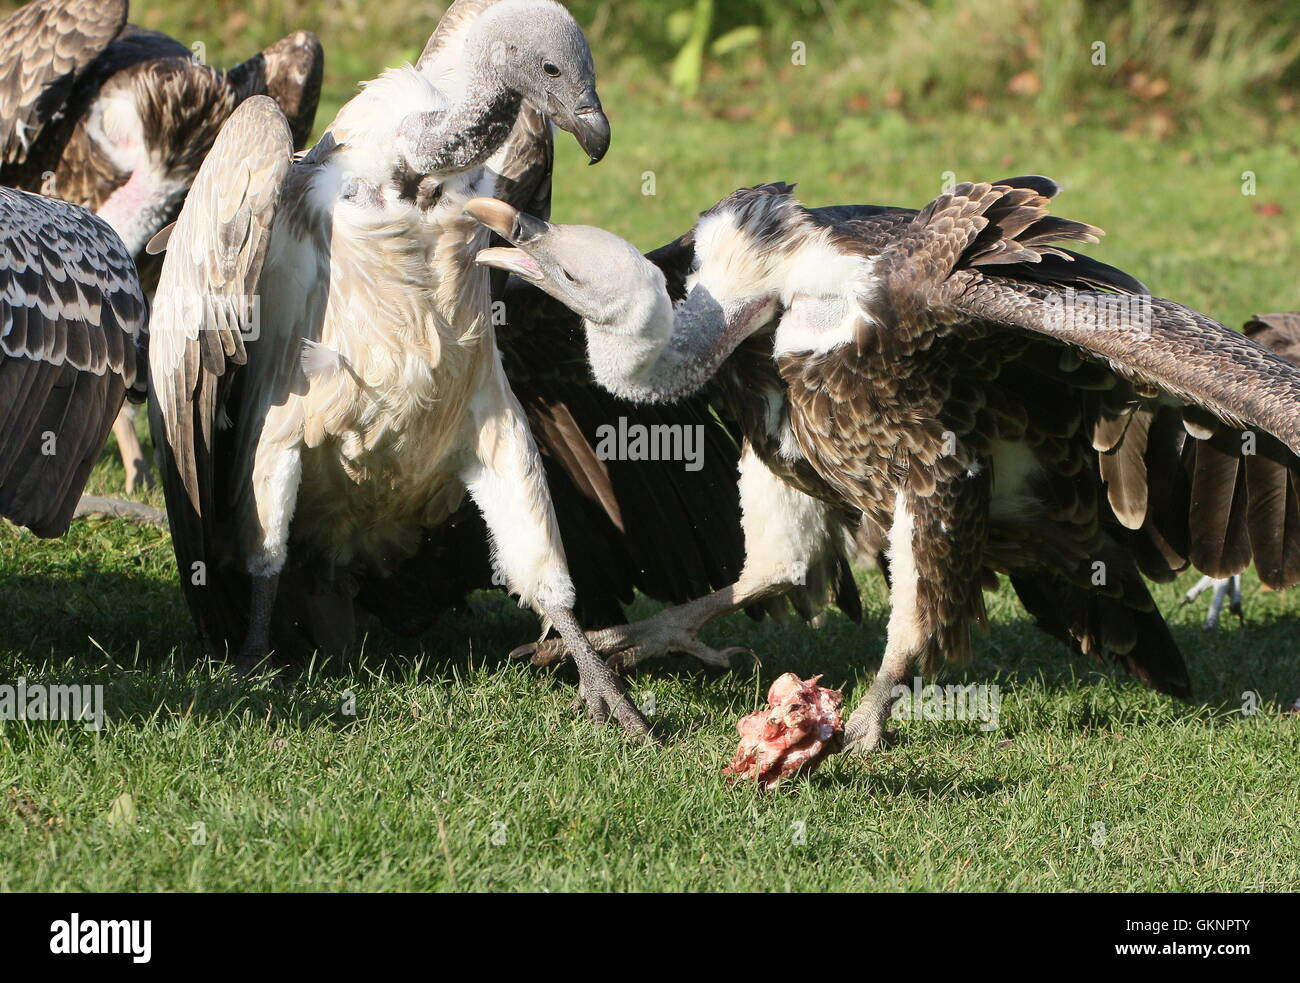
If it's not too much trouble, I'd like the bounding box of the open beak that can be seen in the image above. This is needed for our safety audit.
[554,89,610,164]
[475,246,543,280]
[465,198,550,280]
[464,197,549,243]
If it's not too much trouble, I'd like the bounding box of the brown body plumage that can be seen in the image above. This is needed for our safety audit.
[0,186,145,535]
[468,177,1300,753]
[0,0,322,264]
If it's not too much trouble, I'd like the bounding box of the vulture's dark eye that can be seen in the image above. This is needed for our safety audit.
[563,269,577,283]
[542,61,561,78]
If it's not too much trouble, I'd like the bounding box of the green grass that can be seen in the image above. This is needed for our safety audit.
[3,523,1299,891]
[3,2,1300,892]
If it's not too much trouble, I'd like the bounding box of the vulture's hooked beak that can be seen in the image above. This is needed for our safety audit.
[465,198,549,281]
[554,90,610,164]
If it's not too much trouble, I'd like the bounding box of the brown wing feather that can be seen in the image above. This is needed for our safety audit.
[0,185,144,536]
[1243,436,1300,588]
[1187,428,1252,578]
[1244,313,1300,361]
[147,97,294,649]
[949,276,1300,458]
[227,30,324,150]
[0,0,126,170]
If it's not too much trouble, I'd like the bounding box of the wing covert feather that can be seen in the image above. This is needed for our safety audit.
[147,96,293,647]
[0,0,127,169]
[0,185,144,535]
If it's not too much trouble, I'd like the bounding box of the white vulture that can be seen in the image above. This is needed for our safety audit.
[0,0,324,491]
[468,178,1300,752]
[145,0,686,739]
[489,210,870,672]
[0,186,145,534]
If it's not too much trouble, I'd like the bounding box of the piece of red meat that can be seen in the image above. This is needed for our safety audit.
[723,673,844,788]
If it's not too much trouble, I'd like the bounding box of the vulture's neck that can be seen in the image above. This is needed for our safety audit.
[582,281,768,404]
[420,83,524,174]
[413,26,526,174]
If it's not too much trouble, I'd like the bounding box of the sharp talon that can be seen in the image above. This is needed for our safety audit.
[231,654,284,685]
[721,646,757,668]
[842,737,873,757]
[510,639,568,667]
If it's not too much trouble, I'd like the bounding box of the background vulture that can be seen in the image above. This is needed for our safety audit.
[468,178,1300,753]
[0,186,145,535]
[147,0,758,741]
[1179,312,1300,628]
[0,0,324,490]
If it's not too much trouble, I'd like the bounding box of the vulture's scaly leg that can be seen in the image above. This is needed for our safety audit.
[1207,577,1231,628]
[541,604,655,738]
[514,447,851,671]
[516,574,785,671]
[1182,574,1245,629]
[234,573,281,677]
[112,405,154,493]
[844,476,988,754]
[232,431,303,676]
[843,491,924,753]
[463,365,652,739]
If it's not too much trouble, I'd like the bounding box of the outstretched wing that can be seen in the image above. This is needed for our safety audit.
[954,278,1300,454]
[0,0,126,171]
[147,96,295,647]
[1103,313,1300,590]
[896,182,1300,590]
[0,185,144,535]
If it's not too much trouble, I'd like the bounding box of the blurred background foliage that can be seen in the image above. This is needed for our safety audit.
[0,0,1294,316]
[71,0,1300,132]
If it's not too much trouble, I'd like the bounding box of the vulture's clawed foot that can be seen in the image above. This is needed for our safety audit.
[122,459,154,494]
[513,607,752,673]
[229,650,285,684]
[542,605,658,743]
[841,682,901,756]
[573,658,656,742]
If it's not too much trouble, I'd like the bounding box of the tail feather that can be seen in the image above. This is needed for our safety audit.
[1010,570,1191,699]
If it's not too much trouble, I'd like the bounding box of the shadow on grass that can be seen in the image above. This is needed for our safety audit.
[3,562,1295,745]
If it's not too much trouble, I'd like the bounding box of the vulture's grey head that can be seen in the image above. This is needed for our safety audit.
[468,0,610,162]
[466,197,663,328]
[467,192,787,343]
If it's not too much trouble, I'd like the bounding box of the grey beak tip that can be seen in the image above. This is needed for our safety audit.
[570,105,610,165]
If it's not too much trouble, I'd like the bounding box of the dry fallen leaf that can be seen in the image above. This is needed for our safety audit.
[106,792,137,830]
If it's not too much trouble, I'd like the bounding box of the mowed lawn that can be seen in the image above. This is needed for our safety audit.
[2,76,1299,891]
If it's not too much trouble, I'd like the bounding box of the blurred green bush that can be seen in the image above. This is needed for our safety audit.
[2,0,1296,129]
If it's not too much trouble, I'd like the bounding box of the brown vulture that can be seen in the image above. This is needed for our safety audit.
[0,185,145,535]
[466,178,1300,752]
[0,0,323,491]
